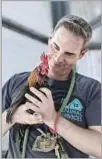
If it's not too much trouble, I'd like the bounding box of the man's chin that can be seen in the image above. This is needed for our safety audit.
[48,70,62,78]
[47,70,57,79]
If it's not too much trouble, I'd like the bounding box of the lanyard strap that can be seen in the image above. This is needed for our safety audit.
[59,68,76,115]
[21,68,76,158]
[56,68,76,158]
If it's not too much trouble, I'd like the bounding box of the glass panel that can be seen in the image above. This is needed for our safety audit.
[76,50,101,82]
[2,28,47,85]
[2,1,53,36]
[68,0,101,22]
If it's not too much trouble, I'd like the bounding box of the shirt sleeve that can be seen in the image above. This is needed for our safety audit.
[85,80,101,126]
[2,74,16,112]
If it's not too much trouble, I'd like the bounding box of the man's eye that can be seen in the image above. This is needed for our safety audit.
[52,44,59,50]
[65,52,74,56]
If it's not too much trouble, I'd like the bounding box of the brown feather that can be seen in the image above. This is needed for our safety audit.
[28,68,39,88]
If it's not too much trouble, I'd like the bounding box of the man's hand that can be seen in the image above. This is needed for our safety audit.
[2,103,43,137]
[25,87,57,127]
[12,103,43,125]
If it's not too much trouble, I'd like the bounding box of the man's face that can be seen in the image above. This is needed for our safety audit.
[46,26,87,79]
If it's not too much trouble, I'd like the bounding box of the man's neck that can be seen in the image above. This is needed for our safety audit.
[48,69,72,81]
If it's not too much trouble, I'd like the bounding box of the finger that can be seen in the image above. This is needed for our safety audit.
[25,93,42,107]
[34,112,42,120]
[20,103,29,111]
[25,92,41,107]
[39,87,52,99]
[25,102,40,113]
[29,87,46,101]
[24,114,43,125]
[25,119,43,125]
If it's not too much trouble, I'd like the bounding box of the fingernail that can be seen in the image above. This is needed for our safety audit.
[25,93,28,97]
[30,87,33,90]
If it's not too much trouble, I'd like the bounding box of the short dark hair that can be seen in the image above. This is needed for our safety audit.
[54,15,92,48]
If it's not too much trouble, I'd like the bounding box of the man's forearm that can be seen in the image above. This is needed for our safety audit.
[2,110,15,136]
[46,116,101,158]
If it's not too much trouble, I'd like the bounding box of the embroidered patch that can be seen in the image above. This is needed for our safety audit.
[61,98,83,122]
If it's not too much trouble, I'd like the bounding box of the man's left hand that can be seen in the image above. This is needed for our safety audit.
[25,87,57,127]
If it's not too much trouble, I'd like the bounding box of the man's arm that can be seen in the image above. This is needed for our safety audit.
[25,87,101,158]
[2,110,15,136]
[46,115,101,158]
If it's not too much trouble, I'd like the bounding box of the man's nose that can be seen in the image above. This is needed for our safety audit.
[54,53,64,63]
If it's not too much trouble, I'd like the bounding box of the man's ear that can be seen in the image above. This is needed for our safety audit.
[79,48,89,59]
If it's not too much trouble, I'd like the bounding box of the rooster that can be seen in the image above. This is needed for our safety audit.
[6,53,49,124]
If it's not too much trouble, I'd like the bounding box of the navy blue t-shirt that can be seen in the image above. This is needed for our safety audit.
[2,72,101,158]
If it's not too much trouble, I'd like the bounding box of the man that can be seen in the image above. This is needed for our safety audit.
[2,15,101,158]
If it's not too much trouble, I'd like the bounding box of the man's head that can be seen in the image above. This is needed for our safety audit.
[46,15,92,80]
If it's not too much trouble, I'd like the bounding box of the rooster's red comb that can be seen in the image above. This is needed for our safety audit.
[40,53,48,65]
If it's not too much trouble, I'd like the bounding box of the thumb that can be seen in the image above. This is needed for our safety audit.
[34,112,43,121]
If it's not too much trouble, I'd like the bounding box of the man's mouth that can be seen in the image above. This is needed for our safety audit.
[50,61,67,68]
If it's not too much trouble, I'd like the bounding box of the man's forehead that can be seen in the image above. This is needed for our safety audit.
[52,28,84,52]
[53,26,82,41]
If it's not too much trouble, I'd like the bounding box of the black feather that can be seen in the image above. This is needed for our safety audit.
[6,76,49,124]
